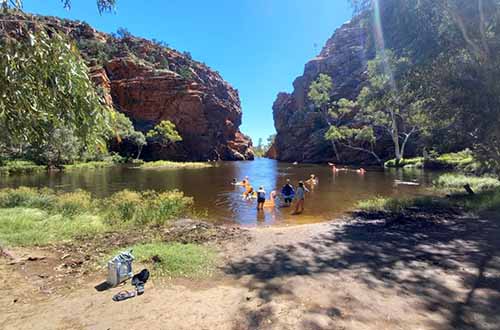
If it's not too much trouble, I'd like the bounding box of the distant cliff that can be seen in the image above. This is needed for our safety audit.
[2,12,254,161]
[271,16,392,164]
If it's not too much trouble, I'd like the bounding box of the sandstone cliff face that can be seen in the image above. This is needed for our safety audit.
[2,13,253,161]
[272,16,392,164]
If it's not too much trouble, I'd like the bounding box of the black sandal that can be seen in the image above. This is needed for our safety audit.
[112,290,136,302]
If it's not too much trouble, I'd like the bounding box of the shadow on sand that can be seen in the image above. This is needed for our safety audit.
[225,211,500,330]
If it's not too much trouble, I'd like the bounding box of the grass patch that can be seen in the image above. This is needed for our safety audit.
[103,190,193,226]
[356,196,453,214]
[433,174,500,194]
[0,208,107,246]
[385,157,424,168]
[111,242,216,278]
[457,188,500,212]
[357,173,500,217]
[140,160,212,169]
[0,187,194,247]
[384,150,478,171]
[64,160,115,170]
[0,160,45,175]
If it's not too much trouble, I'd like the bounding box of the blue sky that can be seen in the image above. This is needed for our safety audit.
[24,0,352,144]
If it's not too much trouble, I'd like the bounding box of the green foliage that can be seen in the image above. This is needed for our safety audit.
[0,30,111,159]
[351,0,500,174]
[116,27,132,39]
[385,157,424,168]
[112,242,216,278]
[140,160,211,169]
[103,190,193,226]
[0,208,106,246]
[111,112,147,159]
[253,134,276,157]
[433,174,500,194]
[308,74,333,108]
[178,65,193,80]
[356,196,454,214]
[24,127,83,167]
[356,51,427,161]
[147,120,182,145]
[0,187,195,246]
[0,160,45,175]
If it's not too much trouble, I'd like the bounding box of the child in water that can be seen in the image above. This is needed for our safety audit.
[293,181,309,215]
[257,186,266,210]
[306,174,319,188]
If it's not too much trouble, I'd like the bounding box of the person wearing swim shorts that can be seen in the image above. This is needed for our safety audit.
[257,186,266,210]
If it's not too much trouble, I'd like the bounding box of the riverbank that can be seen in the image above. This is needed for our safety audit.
[1,203,499,330]
[0,159,213,175]
[1,174,500,329]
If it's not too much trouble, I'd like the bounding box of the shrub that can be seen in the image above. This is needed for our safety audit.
[104,190,143,224]
[0,187,55,209]
[140,191,194,225]
[56,190,93,216]
[104,190,193,225]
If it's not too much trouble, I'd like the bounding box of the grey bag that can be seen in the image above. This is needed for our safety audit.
[107,251,134,287]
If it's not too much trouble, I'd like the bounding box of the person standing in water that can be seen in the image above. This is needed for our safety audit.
[281,179,295,207]
[257,186,266,210]
[293,181,309,215]
[305,174,318,189]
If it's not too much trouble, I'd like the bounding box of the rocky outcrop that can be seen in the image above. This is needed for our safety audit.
[2,12,253,161]
[102,57,253,161]
[272,16,391,164]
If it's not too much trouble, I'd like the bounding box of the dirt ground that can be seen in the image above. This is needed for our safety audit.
[1,211,500,330]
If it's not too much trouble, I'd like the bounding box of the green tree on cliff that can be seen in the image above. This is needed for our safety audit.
[147,120,183,147]
[308,74,356,162]
[355,52,429,165]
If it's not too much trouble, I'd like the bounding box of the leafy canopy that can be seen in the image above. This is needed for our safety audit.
[0,30,112,150]
[147,120,182,144]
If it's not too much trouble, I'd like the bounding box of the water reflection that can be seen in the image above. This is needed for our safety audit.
[0,159,439,226]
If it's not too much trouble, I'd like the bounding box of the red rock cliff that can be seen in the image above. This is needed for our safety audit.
[2,12,254,161]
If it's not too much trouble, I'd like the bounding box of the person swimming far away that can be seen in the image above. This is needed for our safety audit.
[292,181,309,215]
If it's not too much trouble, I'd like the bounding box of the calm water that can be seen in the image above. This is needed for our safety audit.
[0,159,439,226]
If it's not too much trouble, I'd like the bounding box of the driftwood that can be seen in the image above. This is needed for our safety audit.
[464,184,475,195]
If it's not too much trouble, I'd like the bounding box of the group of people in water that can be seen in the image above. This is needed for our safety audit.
[231,163,367,215]
[232,174,320,215]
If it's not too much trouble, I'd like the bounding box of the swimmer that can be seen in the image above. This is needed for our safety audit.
[243,185,255,200]
[306,174,319,187]
[256,186,266,210]
[329,163,339,172]
[357,168,367,174]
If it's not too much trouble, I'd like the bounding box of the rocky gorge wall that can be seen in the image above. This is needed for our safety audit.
[2,12,253,161]
[271,16,393,164]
